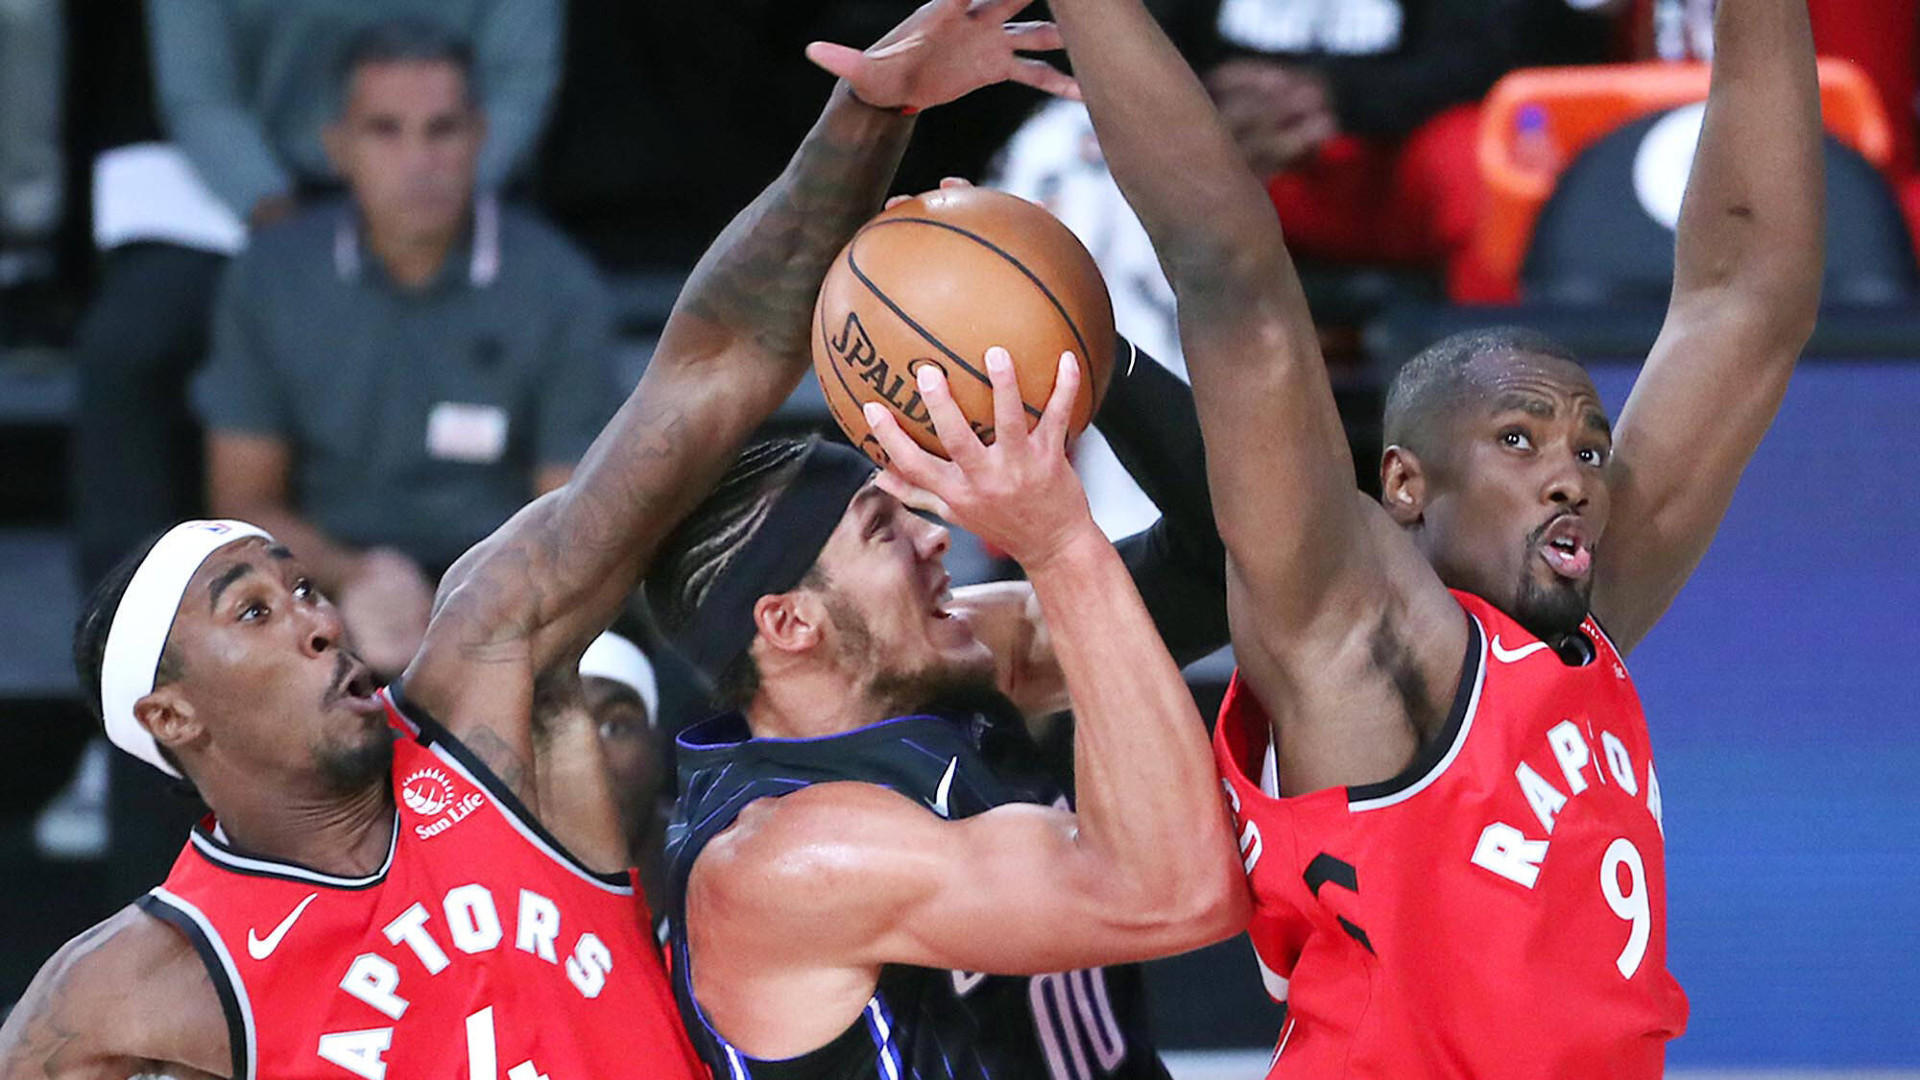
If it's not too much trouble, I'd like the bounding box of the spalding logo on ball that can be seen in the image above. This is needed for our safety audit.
[810,187,1116,465]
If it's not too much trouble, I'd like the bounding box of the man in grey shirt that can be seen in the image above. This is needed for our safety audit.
[147,0,560,228]
[71,0,562,591]
[195,20,616,677]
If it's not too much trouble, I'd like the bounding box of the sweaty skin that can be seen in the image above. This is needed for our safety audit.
[0,3,1073,1073]
[1048,0,1822,795]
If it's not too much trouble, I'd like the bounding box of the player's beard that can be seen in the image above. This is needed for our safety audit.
[823,590,998,720]
[1510,559,1594,646]
[316,724,396,797]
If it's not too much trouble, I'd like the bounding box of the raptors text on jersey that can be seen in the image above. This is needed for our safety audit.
[138,689,701,1080]
[1213,591,1687,1079]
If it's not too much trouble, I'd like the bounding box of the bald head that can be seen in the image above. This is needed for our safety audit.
[1384,327,1585,463]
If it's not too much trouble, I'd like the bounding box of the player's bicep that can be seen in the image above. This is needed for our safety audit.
[1593,308,1799,651]
[699,786,1225,979]
[0,952,125,1079]
[0,909,226,1080]
[1179,307,1378,634]
[877,804,1172,974]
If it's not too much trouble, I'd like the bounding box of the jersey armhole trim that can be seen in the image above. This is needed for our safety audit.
[138,888,256,1080]
[386,681,635,894]
[1346,613,1486,810]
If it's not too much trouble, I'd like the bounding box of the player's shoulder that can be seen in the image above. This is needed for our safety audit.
[703,783,926,867]
[0,904,228,1076]
[40,902,198,993]
[693,784,934,909]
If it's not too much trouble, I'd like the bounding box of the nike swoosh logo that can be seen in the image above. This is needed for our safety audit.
[247,892,318,960]
[929,757,959,819]
[1490,637,1552,664]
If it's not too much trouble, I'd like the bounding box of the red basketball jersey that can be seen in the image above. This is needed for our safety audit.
[139,689,701,1080]
[1213,591,1688,1079]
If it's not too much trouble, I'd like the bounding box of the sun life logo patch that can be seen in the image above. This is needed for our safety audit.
[401,768,454,816]
[400,766,487,840]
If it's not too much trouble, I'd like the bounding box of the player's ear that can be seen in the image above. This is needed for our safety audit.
[753,591,824,657]
[1380,445,1428,526]
[137,687,205,760]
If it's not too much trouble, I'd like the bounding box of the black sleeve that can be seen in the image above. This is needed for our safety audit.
[1315,0,1529,139]
[1098,340,1229,667]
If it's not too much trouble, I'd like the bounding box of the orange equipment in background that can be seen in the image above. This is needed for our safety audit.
[1470,59,1892,302]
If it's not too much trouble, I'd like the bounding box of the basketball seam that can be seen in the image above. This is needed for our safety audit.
[870,216,1097,373]
[848,218,1097,422]
[846,251,1041,422]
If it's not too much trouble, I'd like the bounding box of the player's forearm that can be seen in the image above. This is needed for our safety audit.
[669,82,914,374]
[1024,523,1245,930]
[1050,0,1286,297]
[1672,0,1823,334]
[477,87,916,663]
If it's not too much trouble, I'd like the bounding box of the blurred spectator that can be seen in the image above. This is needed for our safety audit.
[194,21,616,677]
[577,631,670,917]
[0,0,64,323]
[70,0,562,591]
[1153,0,1608,297]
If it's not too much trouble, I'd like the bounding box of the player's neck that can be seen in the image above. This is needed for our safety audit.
[210,776,397,878]
[745,667,888,741]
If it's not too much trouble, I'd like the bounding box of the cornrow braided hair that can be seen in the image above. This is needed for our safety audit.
[645,438,818,641]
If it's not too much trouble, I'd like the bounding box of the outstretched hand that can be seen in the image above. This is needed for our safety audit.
[862,347,1093,570]
[807,0,1080,114]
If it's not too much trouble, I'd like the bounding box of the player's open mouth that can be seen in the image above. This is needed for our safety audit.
[930,573,954,620]
[331,657,384,715]
[1537,516,1593,581]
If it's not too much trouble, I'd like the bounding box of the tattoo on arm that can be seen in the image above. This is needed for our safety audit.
[676,87,913,365]
[454,89,914,659]
[414,91,918,800]
[461,725,535,806]
[0,927,109,1079]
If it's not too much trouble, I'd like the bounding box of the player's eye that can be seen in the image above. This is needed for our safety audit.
[292,578,316,601]
[1578,445,1610,467]
[1500,429,1534,451]
[240,601,270,622]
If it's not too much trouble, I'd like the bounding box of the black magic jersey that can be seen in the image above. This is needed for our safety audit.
[664,708,1172,1080]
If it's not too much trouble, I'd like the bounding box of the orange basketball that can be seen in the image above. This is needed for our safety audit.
[810,187,1116,466]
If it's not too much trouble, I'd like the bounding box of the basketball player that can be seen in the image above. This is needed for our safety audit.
[0,3,1078,1075]
[1051,0,1821,1074]
[649,359,1247,1079]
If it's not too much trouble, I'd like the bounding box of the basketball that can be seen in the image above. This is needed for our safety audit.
[810,186,1117,465]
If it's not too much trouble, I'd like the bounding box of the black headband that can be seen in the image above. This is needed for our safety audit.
[674,439,876,680]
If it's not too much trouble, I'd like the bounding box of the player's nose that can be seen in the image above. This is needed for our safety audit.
[1542,450,1592,509]
[298,601,347,658]
[914,516,951,561]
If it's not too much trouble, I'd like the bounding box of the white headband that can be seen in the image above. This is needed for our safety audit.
[101,520,274,778]
[578,631,660,728]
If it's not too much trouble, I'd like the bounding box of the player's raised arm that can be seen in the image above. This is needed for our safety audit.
[1049,0,1464,790]
[1046,0,1362,616]
[400,0,1077,799]
[710,351,1246,974]
[1594,0,1823,652]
